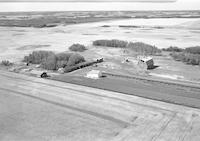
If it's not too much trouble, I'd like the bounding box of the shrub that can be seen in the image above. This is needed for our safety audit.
[185,46,200,54]
[93,39,128,48]
[23,51,54,64]
[67,53,85,66]
[1,60,13,66]
[170,52,185,61]
[127,42,161,55]
[69,44,87,52]
[162,46,184,52]
[170,52,200,65]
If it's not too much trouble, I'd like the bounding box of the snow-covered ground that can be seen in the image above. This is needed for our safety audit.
[0,18,200,82]
[1,18,200,61]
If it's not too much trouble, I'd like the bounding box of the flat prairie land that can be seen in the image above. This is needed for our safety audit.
[1,13,200,82]
[1,11,200,141]
[0,70,200,141]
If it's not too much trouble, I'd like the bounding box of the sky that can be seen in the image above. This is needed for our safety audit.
[0,0,199,12]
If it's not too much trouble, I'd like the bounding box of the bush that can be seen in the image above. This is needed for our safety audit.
[185,46,200,54]
[162,46,184,52]
[67,53,85,66]
[1,60,13,66]
[170,52,184,61]
[69,44,87,52]
[23,51,54,64]
[93,39,128,48]
[127,42,161,55]
[170,52,200,65]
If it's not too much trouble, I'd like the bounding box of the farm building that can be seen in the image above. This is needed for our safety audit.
[137,56,154,69]
[86,70,102,79]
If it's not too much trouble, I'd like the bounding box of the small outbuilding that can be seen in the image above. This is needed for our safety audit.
[86,70,102,79]
[137,56,154,69]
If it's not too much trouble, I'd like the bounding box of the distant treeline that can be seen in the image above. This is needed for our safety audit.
[93,39,161,55]
[163,46,200,65]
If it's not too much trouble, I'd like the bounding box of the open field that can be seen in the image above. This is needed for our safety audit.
[0,70,200,141]
[1,11,200,141]
[1,12,200,82]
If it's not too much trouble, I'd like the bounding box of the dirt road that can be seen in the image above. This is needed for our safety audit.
[0,70,200,141]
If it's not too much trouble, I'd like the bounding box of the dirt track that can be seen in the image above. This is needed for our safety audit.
[0,70,200,141]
